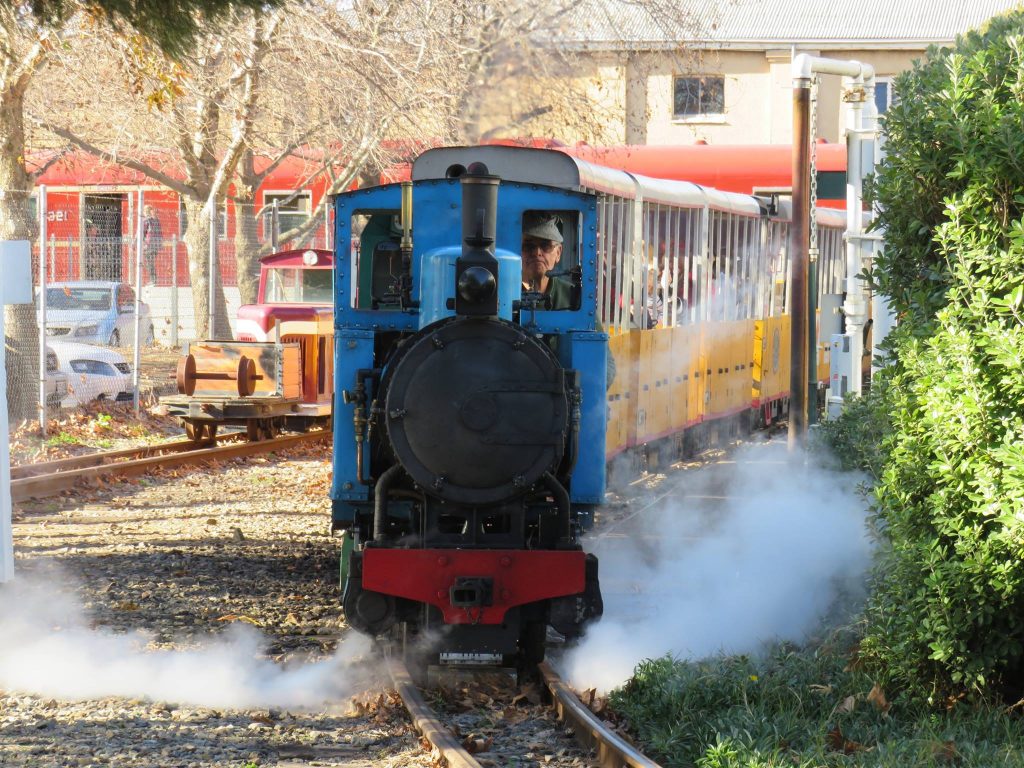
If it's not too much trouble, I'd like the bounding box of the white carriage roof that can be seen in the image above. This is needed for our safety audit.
[412,145,636,198]
[412,146,766,215]
[562,0,1021,50]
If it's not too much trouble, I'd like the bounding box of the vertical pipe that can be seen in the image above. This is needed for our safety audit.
[324,199,332,250]
[0,303,11,582]
[208,198,216,339]
[171,234,179,348]
[133,191,143,416]
[844,83,866,397]
[38,185,47,435]
[788,80,812,447]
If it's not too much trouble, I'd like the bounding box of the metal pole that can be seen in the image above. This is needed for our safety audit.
[324,199,331,250]
[807,247,819,424]
[48,234,55,279]
[133,191,143,416]
[788,80,811,448]
[271,200,279,251]
[0,302,10,582]
[171,234,179,348]
[208,198,216,339]
[37,185,47,435]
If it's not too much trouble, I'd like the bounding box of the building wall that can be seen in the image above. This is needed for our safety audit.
[489,46,929,147]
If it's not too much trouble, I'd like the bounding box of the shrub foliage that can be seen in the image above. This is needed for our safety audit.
[851,10,1024,699]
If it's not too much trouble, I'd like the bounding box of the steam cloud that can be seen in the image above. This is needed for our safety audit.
[561,439,873,692]
[0,574,377,708]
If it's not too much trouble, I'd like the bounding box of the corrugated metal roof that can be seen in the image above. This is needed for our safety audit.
[565,0,1023,48]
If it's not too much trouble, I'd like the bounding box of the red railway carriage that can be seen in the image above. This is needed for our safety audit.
[163,248,334,440]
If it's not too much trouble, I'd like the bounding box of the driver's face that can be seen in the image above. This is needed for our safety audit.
[521,238,562,286]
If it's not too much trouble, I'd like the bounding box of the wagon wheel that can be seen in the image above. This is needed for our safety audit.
[185,420,216,443]
[246,421,262,442]
[262,418,281,440]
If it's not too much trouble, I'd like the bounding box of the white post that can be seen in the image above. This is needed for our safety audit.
[37,185,47,435]
[1,240,34,583]
[208,198,217,339]
[324,199,331,250]
[171,234,179,347]
[133,190,143,416]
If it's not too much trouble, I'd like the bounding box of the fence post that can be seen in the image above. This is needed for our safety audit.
[0,240,33,583]
[133,190,143,416]
[37,185,47,435]
[271,199,279,251]
[208,198,216,339]
[171,234,179,348]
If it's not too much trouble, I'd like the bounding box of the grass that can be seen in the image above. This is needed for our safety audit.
[608,628,1024,767]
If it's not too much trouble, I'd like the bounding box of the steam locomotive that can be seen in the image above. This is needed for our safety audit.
[331,146,848,665]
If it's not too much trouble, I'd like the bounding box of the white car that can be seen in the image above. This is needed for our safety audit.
[49,341,134,407]
[45,346,69,407]
[41,281,154,347]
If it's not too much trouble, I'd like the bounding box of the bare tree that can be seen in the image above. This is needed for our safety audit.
[0,6,54,420]
[38,8,285,337]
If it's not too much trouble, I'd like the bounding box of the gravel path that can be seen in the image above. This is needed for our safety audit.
[1,443,436,768]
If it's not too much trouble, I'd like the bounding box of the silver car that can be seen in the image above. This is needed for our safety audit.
[41,281,154,347]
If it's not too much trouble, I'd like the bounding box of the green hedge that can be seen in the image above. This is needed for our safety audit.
[834,10,1024,700]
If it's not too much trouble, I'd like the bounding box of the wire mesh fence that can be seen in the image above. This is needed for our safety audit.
[3,185,332,437]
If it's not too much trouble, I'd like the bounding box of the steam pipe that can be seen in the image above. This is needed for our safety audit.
[373,464,403,542]
[789,53,879,438]
[541,472,572,544]
[788,81,811,446]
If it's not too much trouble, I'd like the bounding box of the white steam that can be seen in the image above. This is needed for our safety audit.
[561,440,872,692]
[0,574,376,708]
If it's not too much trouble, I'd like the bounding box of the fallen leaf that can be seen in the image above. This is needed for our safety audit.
[826,726,865,754]
[461,735,493,754]
[837,695,856,714]
[866,683,890,713]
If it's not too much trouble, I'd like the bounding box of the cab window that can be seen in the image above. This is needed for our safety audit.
[520,210,579,311]
[351,211,403,309]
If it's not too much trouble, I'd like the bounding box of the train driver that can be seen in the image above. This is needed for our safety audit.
[522,212,616,386]
[521,213,572,310]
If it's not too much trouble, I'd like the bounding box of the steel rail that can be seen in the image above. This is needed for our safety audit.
[11,430,329,502]
[539,662,663,768]
[10,435,246,480]
[385,658,484,768]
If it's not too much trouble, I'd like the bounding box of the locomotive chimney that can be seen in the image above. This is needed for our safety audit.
[454,162,500,316]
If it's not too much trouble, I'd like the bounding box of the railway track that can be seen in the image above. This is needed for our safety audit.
[385,657,662,768]
[10,430,330,502]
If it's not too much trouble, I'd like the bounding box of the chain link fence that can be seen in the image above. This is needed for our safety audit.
[3,185,331,437]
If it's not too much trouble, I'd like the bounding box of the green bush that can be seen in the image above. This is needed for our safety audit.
[608,635,1024,767]
[858,9,1024,699]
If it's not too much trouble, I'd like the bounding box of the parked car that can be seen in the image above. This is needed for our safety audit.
[49,341,134,407]
[40,281,154,347]
[45,346,69,407]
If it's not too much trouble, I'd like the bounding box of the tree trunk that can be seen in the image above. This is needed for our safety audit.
[182,196,231,339]
[232,177,261,306]
[0,87,41,422]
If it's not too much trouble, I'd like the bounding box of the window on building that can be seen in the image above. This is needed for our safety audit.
[875,78,895,114]
[263,191,312,241]
[673,76,725,118]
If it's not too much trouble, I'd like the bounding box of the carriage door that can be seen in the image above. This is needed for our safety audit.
[82,194,126,281]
